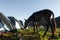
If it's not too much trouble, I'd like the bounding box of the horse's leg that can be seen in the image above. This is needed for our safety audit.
[42,23,49,37]
[42,16,51,37]
[49,22,55,38]
[47,21,55,40]
[46,19,55,37]
[35,22,38,34]
[33,21,38,34]
[33,22,35,34]
[51,19,57,35]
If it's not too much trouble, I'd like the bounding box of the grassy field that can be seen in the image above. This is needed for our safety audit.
[0,26,60,40]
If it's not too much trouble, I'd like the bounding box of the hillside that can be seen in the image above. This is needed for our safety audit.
[55,16,60,28]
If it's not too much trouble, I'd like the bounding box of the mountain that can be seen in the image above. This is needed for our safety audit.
[55,16,60,28]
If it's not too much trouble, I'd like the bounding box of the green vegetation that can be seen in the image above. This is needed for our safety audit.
[0,27,60,40]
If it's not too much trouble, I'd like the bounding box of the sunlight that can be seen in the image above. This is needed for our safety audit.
[15,21,21,29]
[0,27,4,31]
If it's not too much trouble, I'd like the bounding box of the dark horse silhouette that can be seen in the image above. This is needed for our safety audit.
[24,9,56,37]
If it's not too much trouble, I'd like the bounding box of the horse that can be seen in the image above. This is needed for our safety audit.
[24,9,56,37]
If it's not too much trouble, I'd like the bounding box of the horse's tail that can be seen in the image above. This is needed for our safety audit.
[52,13,57,33]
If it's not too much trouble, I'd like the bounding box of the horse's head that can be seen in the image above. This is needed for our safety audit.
[24,19,28,29]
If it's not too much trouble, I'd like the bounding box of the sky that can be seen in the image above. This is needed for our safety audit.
[0,0,60,31]
[0,0,60,22]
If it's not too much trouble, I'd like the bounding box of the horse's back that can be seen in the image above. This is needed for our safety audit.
[32,9,53,21]
[34,9,53,16]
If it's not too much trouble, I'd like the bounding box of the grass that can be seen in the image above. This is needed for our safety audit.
[18,27,60,40]
[0,26,60,40]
